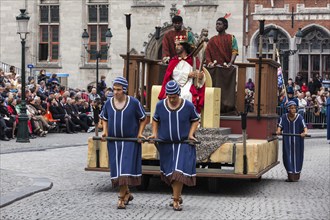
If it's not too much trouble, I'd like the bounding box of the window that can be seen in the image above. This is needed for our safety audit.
[39,5,59,62]
[298,27,330,80]
[86,4,109,62]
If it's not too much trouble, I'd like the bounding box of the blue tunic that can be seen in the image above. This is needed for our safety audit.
[153,99,199,186]
[278,113,306,174]
[100,96,146,187]
[326,97,330,140]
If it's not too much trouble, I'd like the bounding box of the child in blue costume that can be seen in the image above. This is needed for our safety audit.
[276,101,308,182]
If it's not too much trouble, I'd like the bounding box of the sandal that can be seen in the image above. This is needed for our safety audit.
[124,191,134,205]
[172,198,182,211]
[117,196,126,209]
[169,196,183,207]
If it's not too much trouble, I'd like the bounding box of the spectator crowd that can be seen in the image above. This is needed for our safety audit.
[0,66,112,141]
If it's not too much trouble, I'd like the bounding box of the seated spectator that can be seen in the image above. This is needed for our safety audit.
[6,97,18,138]
[14,98,36,139]
[0,97,13,140]
[0,115,10,141]
[27,97,52,137]
[65,97,89,132]
[88,88,100,102]
[49,97,76,133]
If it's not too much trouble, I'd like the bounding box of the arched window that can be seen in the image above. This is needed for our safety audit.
[298,27,330,83]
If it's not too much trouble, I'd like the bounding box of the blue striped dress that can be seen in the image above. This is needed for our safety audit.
[153,98,199,186]
[100,96,146,187]
[278,113,307,174]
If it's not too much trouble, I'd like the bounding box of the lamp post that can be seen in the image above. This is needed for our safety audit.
[82,28,112,137]
[268,27,278,61]
[268,28,303,57]
[155,26,161,59]
[16,9,30,143]
[82,28,113,96]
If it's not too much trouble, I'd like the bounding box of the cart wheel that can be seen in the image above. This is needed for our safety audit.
[207,178,219,193]
[136,174,151,191]
[250,176,262,182]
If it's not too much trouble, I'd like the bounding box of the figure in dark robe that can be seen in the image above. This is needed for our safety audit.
[276,101,308,182]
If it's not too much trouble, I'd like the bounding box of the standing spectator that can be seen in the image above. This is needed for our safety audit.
[313,74,322,93]
[97,75,107,97]
[297,93,307,116]
[100,76,147,209]
[308,77,316,95]
[37,69,47,84]
[245,78,255,91]
[205,17,238,67]
[295,73,303,87]
[326,93,330,142]
[287,87,298,107]
[301,81,308,93]
[148,80,200,211]
[293,82,300,92]
[276,101,308,182]
[286,78,293,91]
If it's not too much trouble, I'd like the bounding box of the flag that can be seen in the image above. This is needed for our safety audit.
[277,67,283,88]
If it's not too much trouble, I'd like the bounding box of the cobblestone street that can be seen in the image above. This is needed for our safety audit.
[0,133,329,219]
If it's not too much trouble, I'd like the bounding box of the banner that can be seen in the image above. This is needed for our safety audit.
[277,67,283,89]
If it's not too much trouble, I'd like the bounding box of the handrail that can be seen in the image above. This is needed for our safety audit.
[0,61,22,76]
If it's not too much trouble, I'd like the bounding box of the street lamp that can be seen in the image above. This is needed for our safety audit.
[268,28,279,60]
[81,28,112,136]
[268,27,303,57]
[16,9,30,143]
[82,28,113,95]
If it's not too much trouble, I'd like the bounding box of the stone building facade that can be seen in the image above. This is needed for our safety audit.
[244,0,330,83]
[0,0,244,89]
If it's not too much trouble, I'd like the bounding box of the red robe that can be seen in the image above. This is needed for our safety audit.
[158,55,205,113]
[205,34,233,66]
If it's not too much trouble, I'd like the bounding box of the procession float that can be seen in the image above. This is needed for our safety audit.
[85,18,280,193]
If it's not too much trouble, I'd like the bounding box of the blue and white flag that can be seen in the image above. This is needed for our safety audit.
[277,67,283,88]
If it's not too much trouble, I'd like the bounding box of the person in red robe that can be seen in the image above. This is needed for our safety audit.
[205,17,238,67]
[161,15,195,64]
[159,35,205,113]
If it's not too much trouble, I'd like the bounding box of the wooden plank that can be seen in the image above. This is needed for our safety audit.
[84,161,279,179]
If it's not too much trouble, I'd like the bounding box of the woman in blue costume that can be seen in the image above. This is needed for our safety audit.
[276,101,308,182]
[100,76,147,209]
[148,80,200,211]
[326,95,330,142]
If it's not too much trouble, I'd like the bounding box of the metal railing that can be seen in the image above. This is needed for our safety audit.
[276,106,327,128]
[0,61,22,76]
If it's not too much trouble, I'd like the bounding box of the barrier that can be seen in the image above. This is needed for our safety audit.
[276,106,327,127]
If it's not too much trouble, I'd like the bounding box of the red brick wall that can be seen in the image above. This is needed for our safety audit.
[245,0,330,44]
